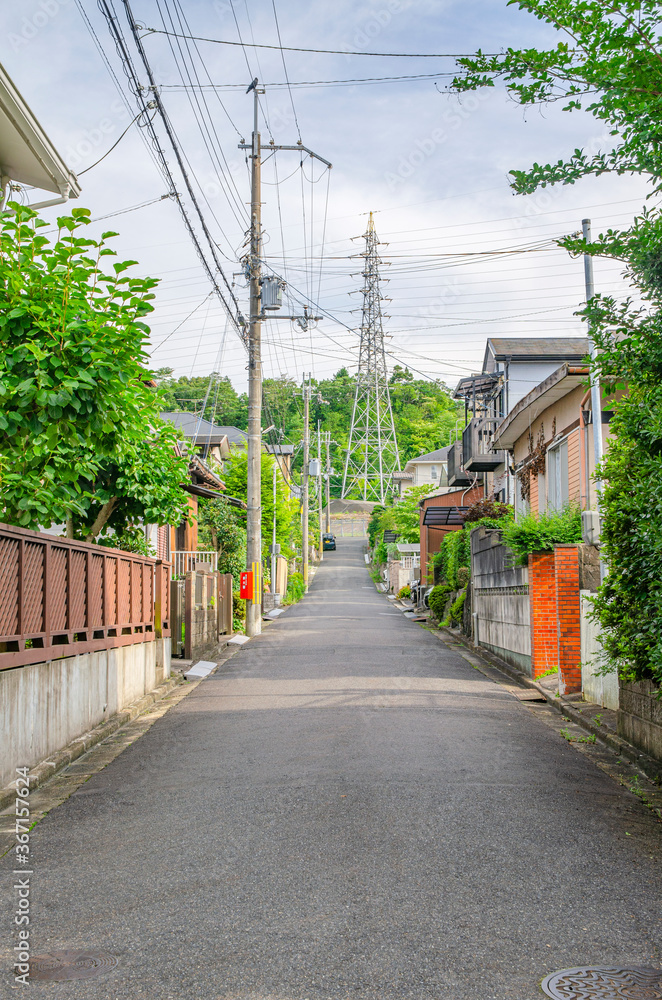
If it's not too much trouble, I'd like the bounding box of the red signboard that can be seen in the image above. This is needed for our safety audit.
[239,571,253,600]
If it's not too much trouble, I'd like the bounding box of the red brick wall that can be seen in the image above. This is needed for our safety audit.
[554,545,581,694]
[529,552,557,677]
[529,546,581,692]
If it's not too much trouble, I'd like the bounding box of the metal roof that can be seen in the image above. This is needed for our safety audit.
[484,337,589,370]
[0,62,79,200]
[492,364,590,449]
[404,445,452,467]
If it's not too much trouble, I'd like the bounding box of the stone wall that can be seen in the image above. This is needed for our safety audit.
[0,638,170,789]
[619,678,662,762]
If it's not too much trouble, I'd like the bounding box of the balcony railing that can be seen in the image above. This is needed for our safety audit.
[172,551,218,579]
[447,439,474,487]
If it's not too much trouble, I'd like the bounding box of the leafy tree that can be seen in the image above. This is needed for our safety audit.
[198,496,246,578]
[0,204,189,546]
[221,450,300,558]
[155,370,248,428]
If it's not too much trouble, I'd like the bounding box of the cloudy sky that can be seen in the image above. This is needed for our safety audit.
[1,0,653,393]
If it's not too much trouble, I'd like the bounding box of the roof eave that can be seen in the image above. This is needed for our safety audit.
[492,364,589,449]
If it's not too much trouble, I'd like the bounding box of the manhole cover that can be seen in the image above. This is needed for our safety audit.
[542,967,662,999]
[29,949,118,982]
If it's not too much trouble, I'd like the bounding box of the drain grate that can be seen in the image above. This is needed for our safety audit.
[29,949,118,982]
[542,967,662,998]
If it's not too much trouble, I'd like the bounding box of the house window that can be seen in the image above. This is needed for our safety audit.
[430,465,437,480]
[547,439,569,510]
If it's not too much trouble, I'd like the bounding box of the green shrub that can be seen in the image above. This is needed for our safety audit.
[374,540,388,566]
[232,591,246,633]
[428,584,453,621]
[397,584,411,600]
[284,571,306,605]
[500,506,583,565]
[444,588,467,626]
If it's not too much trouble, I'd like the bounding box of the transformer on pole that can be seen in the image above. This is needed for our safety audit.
[341,213,400,502]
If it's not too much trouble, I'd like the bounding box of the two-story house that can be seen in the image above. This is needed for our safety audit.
[392,446,453,497]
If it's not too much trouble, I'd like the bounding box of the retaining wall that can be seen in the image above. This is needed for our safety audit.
[0,639,170,789]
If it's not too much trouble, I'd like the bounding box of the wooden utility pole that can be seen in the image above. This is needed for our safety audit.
[245,81,263,637]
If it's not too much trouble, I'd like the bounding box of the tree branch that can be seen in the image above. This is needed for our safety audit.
[86,498,118,542]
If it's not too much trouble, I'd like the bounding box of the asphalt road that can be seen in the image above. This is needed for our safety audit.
[1,537,661,999]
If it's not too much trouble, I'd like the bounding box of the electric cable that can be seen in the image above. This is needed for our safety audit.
[139,28,497,58]
[100,0,245,342]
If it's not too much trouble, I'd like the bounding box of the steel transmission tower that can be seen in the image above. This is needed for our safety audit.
[342,213,400,502]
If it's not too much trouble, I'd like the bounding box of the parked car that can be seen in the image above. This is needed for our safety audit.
[322,533,336,551]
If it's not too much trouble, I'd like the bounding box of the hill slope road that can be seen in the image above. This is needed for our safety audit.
[1,538,660,999]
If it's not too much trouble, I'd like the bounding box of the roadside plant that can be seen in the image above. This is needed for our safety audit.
[0,203,189,545]
[500,507,583,565]
[428,583,453,621]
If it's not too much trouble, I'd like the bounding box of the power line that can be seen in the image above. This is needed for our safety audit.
[139,28,496,58]
[99,0,245,341]
[160,72,457,90]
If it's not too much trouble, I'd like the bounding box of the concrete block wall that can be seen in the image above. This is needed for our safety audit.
[580,592,619,710]
[619,678,662,761]
[0,638,170,790]
[471,527,531,675]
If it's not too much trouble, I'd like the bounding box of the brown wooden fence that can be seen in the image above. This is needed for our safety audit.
[0,523,170,671]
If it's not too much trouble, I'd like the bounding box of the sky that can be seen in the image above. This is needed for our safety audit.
[0,0,654,396]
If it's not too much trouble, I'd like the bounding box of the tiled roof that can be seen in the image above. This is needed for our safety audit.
[160,412,247,446]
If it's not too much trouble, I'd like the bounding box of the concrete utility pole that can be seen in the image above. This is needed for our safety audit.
[245,80,263,638]
[271,460,278,597]
[317,419,323,561]
[302,376,310,589]
[239,82,331,634]
[582,219,604,499]
[325,431,332,534]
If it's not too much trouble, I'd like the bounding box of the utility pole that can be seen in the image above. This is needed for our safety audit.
[325,431,332,534]
[245,80,263,638]
[239,82,330,626]
[582,218,607,583]
[271,460,278,597]
[317,419,323,560]
[302,375,310,590]
[582,219,604,497]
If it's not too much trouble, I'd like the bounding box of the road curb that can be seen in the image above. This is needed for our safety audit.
[433,625,662,787]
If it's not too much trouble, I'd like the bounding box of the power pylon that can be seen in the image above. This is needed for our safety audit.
[341,213,400,502]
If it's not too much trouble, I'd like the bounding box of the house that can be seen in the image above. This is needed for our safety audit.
[0,60,80,210]
[160,412,246,466]
[451,338,590,502]
[266,443,294,477]
[490,362,617,517]
[392,446,453,497]
[472,361,621,708]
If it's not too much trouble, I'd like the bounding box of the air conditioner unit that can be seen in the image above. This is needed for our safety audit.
[462,417,507,473]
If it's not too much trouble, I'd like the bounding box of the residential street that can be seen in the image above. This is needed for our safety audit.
[2,538,661,1000]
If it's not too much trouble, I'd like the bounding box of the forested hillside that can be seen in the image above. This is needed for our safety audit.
[156,365,461,495]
